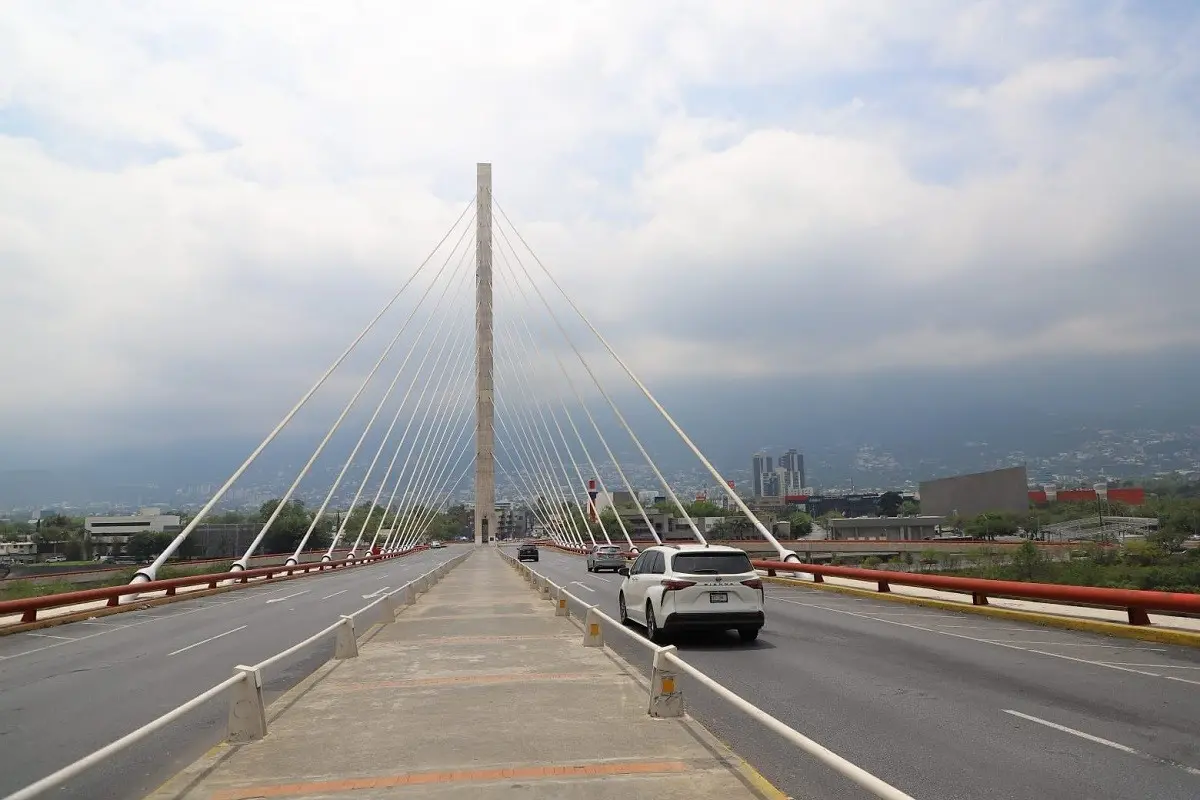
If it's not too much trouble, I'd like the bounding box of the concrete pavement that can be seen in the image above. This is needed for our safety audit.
[529,546,1200,800]
[0,547,458,800]
[146,547,781,800]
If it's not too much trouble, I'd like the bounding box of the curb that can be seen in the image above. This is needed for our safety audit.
[0,555,411,637]
[762,575,1200,649]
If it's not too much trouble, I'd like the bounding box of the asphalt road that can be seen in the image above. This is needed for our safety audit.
[522,547,1200,800]
[0,546,461,800]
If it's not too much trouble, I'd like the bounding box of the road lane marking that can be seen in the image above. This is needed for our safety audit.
[571,582,595,592]
[167,625,248,656]
[769,595,1172,679]
[322,589,348,599]
[25,632,76,640]
[361,587,391,599]
[591,576,612,583]
[978,641,1167,650]
[0,558,405,660]
[1100,662,1200,669]
[1003,709,1200,777]
[265,590,310,604]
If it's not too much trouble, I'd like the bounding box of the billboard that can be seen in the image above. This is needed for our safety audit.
[919,465,1029,519]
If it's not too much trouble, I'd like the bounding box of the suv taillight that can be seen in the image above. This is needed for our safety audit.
[661,579,696,591]
[741,579,763,590]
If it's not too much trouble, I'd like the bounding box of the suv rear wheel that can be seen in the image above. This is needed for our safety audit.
[738,627,760,643]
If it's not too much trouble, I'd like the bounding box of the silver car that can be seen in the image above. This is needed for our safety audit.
[587,544,626,573]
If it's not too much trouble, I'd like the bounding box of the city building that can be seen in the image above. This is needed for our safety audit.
[778,449,806,493]
[919,466,1029,519]
[85,508,182,555]
[827,516,944,541]
[752,452,772,496]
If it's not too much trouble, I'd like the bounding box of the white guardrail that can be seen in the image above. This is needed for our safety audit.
[499,549,917,800]
[4,551,472,800]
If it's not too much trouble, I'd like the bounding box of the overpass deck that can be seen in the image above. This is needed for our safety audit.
[147,548,776,800]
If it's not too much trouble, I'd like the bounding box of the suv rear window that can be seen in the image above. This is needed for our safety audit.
[670,552,754,575]
[597,546,622,553]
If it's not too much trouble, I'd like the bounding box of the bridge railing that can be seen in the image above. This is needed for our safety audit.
[753,558,1200,626]
[539,543,1200,627]
[500,549,916,800]
[0,547,428,625]
[4,550,471,800]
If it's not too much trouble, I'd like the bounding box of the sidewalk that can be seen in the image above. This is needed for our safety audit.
[147,547,776,800]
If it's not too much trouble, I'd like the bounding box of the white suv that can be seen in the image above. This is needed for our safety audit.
[617,544,764,643]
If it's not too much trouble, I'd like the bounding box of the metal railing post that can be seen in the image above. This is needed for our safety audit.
[334,615,359,660]
[227,666,268,743]
[648,646,683,718]
[583,606,604,647]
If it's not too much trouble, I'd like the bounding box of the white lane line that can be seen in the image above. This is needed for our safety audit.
[361,587,391,599]
[769,596,1168,678]
[1101,662,1200,670]
[25,632,77,640]
[1165,675,1200,687]
[1003,710,1200,777]
[265,590,310,605]
[322,589,348,600]
[978,641,1167,650]
[571,582,595,593]
[0,558,409,660]
[167,625,248,657]
[591,576,613,583]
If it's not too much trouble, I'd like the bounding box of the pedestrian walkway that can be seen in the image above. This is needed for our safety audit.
[147,547,777,799]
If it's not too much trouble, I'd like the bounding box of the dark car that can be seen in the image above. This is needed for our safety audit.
[517,543,539,562]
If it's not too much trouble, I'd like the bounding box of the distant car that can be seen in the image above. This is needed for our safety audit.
[517,543,539,562]
[430,541,444,549]
[617,545,764,644]
[586,544,626,573]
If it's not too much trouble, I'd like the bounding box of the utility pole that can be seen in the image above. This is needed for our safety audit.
[474,163,496,545]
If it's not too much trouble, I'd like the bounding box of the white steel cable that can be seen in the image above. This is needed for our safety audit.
[492,218,705,547]
[493,313,597,547]
[490,363,581,546]
[402,449,474,548]
[281,235,475,564]
[379,333,475,550]
[378,329,474,552]
[130,202,475,583]
[395,414,476,549]
[495,201,795,560]
[242,220,477,569]
[495,460,567,546]
[493,241,661,548]
[371,311,476,549]
[388,369,476,549]
[492,420,574,545]
[494,266,626,548]
[350,266,474,552]
[314,246,475,561]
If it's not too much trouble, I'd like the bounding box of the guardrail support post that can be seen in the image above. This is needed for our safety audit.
[583,606,604,647]
[1127,607,1151,625]
[228,666,268,743]
[382,592,399,621]
[555,587,570,617]
[334,616,359,660]
[540,578,551,599]
[877,580,890,593]
[648,646,683,718]
[972,592,989,606]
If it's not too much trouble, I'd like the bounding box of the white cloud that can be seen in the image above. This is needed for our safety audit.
[1,0,1198,458]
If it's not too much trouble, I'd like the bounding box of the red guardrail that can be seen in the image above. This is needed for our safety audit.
[752,559,1200,626]
[1,546,362,582]
[0,547,426,624]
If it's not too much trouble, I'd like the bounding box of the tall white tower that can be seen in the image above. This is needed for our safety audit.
[474,163,497,545]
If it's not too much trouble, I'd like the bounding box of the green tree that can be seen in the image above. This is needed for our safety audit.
[877,491,904,517]
[899,499,921,517]
[1011,539,1044,580]
[127,531,174,561]
[787,511,814,537]
[966,512,1020,540]
[686,500,724,517]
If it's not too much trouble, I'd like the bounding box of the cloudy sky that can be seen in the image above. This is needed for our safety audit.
[3,1,1199,469]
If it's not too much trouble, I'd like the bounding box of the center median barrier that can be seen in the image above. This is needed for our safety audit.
[0,547,431,630]
[752,558,1200,627]
[3,550,471,800]
[501,548,917,800]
